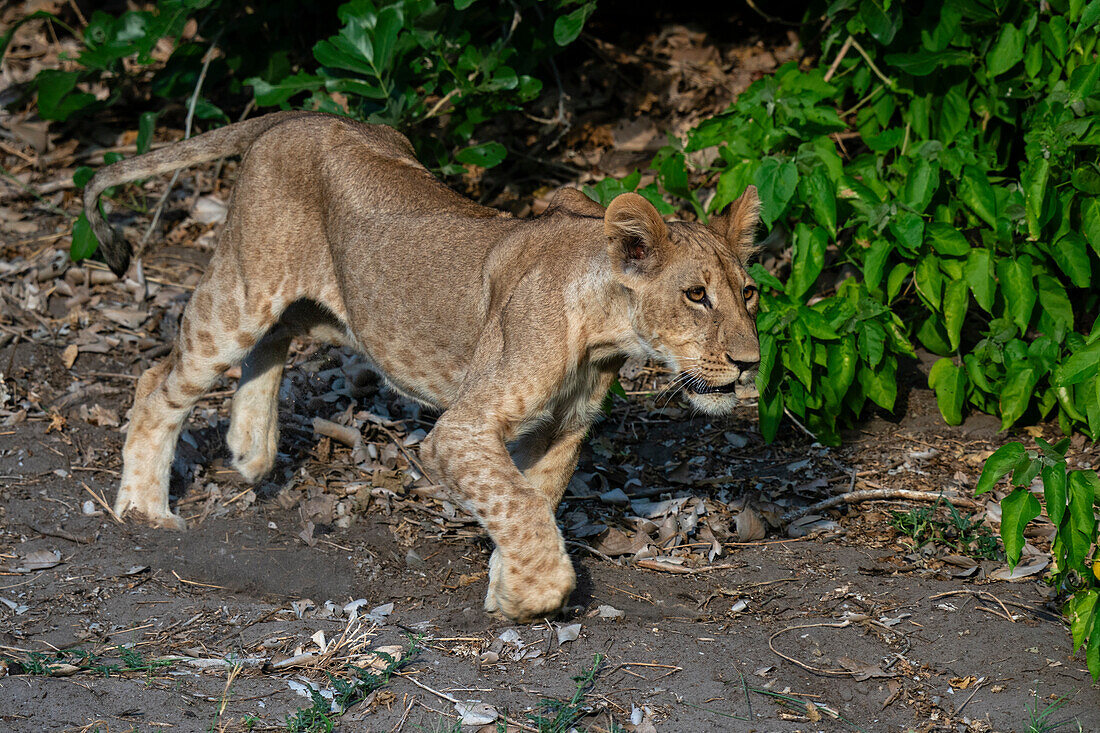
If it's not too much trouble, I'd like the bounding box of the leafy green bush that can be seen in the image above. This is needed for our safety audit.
[977,440,1099,679]
[636,0,1099,445]
[4,0,594,172]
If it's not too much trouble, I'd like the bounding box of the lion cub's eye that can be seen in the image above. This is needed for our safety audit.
[742,284,758,302]
[685,286,708,303]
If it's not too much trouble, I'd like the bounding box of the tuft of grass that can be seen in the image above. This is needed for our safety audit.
[527,653,609,733]
[285,635,420,733]
[889,497,999,560]
[2,646,172,678]
[1026,694,1082,733]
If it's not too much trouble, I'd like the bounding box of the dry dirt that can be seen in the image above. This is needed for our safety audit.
[1,328,1099,732]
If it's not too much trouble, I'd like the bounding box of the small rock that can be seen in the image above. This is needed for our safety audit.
[723,431,748,449]
[556,623,582,645]
[455,701,498,726]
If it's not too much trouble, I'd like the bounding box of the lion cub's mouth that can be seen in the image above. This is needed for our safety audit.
[686,380,739,395]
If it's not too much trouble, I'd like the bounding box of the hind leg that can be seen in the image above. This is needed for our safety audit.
[115,273,277,528]
[227,328,291,483]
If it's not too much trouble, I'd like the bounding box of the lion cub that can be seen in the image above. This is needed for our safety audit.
[84,112,761,621]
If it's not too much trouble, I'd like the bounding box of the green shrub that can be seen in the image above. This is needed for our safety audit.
[637,0,1099,445]
[977,439,1099,679]
[3,0,595,172]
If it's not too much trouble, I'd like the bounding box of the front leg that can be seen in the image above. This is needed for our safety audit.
[422,409,575,622]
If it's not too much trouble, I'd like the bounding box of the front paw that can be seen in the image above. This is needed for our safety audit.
[484,547,575,622]
[114,487,187,530]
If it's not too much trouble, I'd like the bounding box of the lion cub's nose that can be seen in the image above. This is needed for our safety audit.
[725,352,759,372]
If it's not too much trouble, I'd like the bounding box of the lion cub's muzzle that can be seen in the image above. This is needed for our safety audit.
[684,356,759,395]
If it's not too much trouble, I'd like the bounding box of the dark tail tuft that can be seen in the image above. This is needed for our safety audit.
[83,175,131,278]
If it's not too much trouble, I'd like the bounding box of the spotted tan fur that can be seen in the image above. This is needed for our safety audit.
[84,112,761,621]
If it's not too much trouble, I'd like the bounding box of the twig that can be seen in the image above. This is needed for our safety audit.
[137,33,221,256]
[744,0,800,26]
[769,621,866,676]
[312,417,362,448]
[954,677,986,715]
[823,35,854,82]
[25,523,93,544]
[782,408,817,440]
[848,37,896,89]
[172,569,228,590]
[782,487,980,523]
[565,540,617,564]
[398,673,540,732]
[929,590,1016,623]
[635,560,741,575]
[80,482,120,523]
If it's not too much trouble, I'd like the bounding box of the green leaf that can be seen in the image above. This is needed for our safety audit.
[1041,461,1068,528]
[999,488,1041,569]
[757,332,778,386]
[1036,274,1075,332]
[964,248,995,312]
[825,337,857,402]
[859,0,899,44]
[136,111,157,154]
[888,210,924,253]
[859,321,886,367]
[1051,233,1092,288]
[787,225,827,299]
[938,85,968,144]
[454,0,478,8]
[248,72,323,106]
[1069,63,1100,103]
[886,262,911,303]
[754,158,799,228]
[928,357,966,425]
[859,356,897,411]
[943,279,968,352]
[928,223,969,257]
[1053,339,1100,386]
[1083,198,1100,258]
[1072,165,1100,195]
[997,257,1035,334]
[863,239,892,290]
[455,142,506,168]
[758,388,783,444]
[553,2,595,46]
[914,255,944,311]
[799,167,836,239]
[72,166,95,189]
[986,23,1025,77]
[1069,590,1098,653]
[70,212,99,261]
[1000,365,1037,430]
[1067,471,1098,571]
[975,443,1027,496]
[902,158,939,213]
[959,165,997,228]
[1022,158,1051,241]
[36,69,96,121]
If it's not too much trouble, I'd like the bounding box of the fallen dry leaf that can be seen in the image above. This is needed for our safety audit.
[61,343,78,369]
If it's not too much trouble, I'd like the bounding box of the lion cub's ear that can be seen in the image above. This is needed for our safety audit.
[545,187,606,218]
[709,185,761,265]
[605,193,669,274]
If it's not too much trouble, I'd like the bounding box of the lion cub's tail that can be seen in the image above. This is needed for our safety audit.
[84,111,314,278]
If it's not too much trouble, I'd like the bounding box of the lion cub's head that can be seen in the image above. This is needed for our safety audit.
[604,188,762,415]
